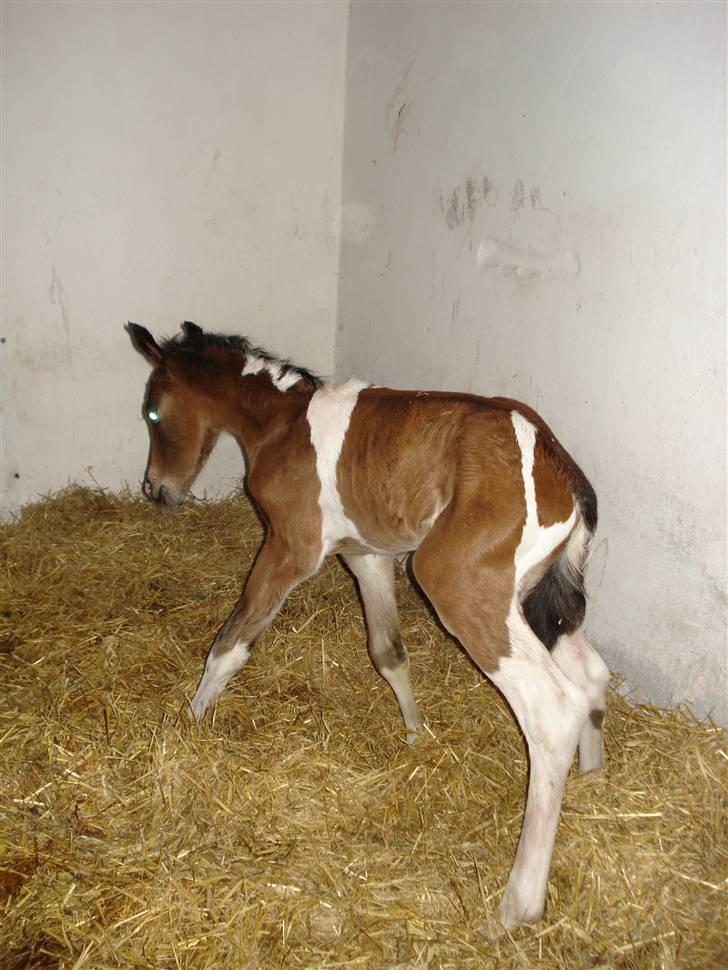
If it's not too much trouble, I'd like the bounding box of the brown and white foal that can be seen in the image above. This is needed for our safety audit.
[127,321,609,928]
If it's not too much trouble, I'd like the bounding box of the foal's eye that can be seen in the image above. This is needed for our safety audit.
[147,409,161,424]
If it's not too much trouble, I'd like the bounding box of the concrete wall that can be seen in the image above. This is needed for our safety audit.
[337,1,727,721]
[2,0,348,512]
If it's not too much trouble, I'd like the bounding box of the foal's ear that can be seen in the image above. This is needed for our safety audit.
[181,321,205,347]
[126,322,162,366]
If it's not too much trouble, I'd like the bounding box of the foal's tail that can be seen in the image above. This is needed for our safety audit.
[521,477,597,651]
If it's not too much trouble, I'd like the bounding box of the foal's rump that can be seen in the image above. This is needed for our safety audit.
[481,396,597,652]
[496,397,597,651]
[520,512,592,649]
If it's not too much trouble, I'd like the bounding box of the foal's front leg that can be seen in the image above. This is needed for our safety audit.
[189,536,319,722]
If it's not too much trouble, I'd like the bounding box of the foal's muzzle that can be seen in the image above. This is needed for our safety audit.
[142,478,183,508]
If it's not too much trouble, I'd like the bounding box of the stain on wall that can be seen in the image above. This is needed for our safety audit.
[440,174,549,227]
[465,177,479,221]
[511,178,524,214]
[49,267,70,337]
[386,60,415,152]
[388,101,414,151]
[477,237,579,280]
[482,176,498,206]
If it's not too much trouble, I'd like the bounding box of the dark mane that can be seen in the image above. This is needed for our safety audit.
[162,326,322,389]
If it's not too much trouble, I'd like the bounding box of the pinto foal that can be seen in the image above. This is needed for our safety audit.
[127,321,609,928]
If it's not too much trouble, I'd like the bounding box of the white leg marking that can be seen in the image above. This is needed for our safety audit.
[380,663,423,744]
[307,380,370,554]
[493,604,589,927]
[189,640,251,723]
[552,630,610,771]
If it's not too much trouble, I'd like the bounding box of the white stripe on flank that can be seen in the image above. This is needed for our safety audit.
[510,411,576,585]
[307,380,369,556]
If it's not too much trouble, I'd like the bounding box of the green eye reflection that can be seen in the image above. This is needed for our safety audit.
[147,409,161,424]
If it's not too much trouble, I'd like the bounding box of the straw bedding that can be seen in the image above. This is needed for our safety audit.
[1,486,726,969]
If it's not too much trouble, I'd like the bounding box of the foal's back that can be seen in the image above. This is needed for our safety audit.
[333,386,582,557]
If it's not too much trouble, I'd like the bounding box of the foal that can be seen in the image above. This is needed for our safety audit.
[127,321,609,928]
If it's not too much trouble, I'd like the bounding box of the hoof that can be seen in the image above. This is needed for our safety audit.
[496,891,544,929]
[476,915,508,941]
[188,696,208,724]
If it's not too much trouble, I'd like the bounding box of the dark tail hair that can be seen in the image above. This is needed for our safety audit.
[521,482,597,650]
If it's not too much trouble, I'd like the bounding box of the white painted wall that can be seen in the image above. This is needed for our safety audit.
[337,1,727,722]
[2,0,348,512]
[3,0,726,723]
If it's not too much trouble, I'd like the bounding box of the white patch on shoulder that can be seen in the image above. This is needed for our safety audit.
[307,380,369,556]
[511,411,576,585]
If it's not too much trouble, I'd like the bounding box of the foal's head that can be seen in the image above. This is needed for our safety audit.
[127,321,231,508]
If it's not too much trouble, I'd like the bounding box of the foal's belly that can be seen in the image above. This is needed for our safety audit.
[327,493,447,558]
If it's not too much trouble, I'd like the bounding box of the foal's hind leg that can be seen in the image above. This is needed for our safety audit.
[343,553,423,743]
[551,630,610,771]
[491,607,589,926]
[189,536,319,722]
[413,540,589,927]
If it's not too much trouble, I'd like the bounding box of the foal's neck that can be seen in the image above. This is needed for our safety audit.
[222,369,319,460]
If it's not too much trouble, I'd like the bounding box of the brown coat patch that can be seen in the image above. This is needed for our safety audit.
[533,436,575,527]
[336,389,533,672]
